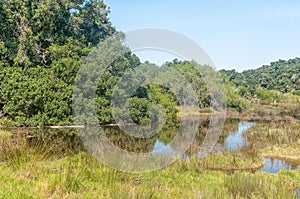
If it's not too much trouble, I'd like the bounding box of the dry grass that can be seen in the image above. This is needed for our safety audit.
[245,121,300,149]
[261,140,300,165]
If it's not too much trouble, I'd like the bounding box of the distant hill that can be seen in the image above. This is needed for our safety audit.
[221,58,300,95]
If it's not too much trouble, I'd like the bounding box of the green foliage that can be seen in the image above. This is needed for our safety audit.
[226,92,247,112]
[0,0,115,126]
[0,0,114,67]
[128,97,152,125]
[2,0,298,126]
[94,53,142,124]
[95,59,179,125]
[254,89,281,105]
[220,71,248,112]
[147,84,178,123]
[222,58,300,93]
[0,66,73,126]
[167,60,211,108]
[293,90,300,96]
[220,58,300,111]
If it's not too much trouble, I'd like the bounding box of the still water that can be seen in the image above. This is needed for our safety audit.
[223,122,255,151]
[23,119,299,174]
[260,158,300,174]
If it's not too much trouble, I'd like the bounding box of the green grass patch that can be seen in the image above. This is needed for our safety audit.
[0,127,298,198]
[0,129,12,137]
[0,150,298,198]
[196,151,264,172]
[245,121,300,150]
[262,140,300,165]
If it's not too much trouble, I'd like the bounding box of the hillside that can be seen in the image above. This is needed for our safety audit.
[221,58,300,95]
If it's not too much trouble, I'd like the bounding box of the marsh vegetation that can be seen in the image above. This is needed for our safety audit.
[0,118,299,198]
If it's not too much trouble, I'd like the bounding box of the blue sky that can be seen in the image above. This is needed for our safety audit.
[105,0,300,71]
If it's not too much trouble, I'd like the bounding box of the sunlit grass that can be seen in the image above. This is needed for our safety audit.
[0,151,298,198]
[245,121,300,149]
[0,137,298,198]
[196,150,264,172]
[262,140,300,165]
[0,129,12,137]
[245,121,300,168]
[0,125,299,198]
[224,171,298,198]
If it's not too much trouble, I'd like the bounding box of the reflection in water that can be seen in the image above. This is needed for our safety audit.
[27,128,85,157]
[77,118,200,172]
[101,119,200,156]
[102,126,157,153]
[24,120,254,159]
[223,122,256,152]
[260,158,300,174]
[24,120,299,174]
[152,140,175,156]
[151,120,256,158]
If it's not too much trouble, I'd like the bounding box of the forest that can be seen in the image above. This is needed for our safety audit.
[0,0,299,127]
[220,58,300,117]
[221,58,300,94]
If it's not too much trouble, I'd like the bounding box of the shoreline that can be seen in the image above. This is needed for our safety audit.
[0,111,298,129]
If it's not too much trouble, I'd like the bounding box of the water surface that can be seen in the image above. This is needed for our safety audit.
[13,120,300,174]
[260,158,300,174]
[223,122,255,151]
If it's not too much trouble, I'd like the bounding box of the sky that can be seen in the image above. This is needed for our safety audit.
[104,0,300,71]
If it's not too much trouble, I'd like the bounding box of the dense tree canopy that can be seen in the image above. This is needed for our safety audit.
[1,1,299,126]
[0,0,117,126]
[0,0,185,126]
[0,0,114,67]
[220,58,300,109]
[220,58,300,95]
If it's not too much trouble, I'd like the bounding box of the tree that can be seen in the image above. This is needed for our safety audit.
[0,0,116,126]
[0,0,115,67]
[223,57,300,93]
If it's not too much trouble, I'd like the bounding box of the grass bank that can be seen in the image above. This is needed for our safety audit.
[0,133,299,198]
[244,121,300,169]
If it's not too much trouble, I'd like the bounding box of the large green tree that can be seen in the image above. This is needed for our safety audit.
[0,0,116,126]
[0,0,114,67]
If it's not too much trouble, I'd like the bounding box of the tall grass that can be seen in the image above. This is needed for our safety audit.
[0,128,298,198]
[224,171,298,198]
[245,121,300,166]
[0,135,55,170]
[0,129,83,170]
[246,121,300,149]
[0,129,12,137]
